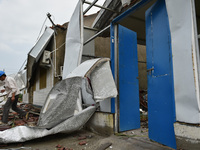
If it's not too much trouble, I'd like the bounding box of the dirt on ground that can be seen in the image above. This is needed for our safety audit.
[0,123,173,150]
[0,102,172,150]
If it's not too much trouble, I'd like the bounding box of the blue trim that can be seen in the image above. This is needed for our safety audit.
[110,23,115,79]
[110,23,115,113]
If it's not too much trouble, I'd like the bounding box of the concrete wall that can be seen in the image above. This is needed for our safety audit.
[174,122,200,150]
[86,112,114,136]
[84,13,97,27]
[137,44,147,91]
[95,37,110,58]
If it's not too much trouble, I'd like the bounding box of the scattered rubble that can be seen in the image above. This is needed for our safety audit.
[0,103,41,131]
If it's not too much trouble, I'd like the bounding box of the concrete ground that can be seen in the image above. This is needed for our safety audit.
[0,127,173,150]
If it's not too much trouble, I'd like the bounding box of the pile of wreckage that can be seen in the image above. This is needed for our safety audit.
[0,103,40,130]
[0,0,119,144]
[0,58,118,143]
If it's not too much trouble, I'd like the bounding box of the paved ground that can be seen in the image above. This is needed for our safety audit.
[0,127,173,150]
[0,102,173,150]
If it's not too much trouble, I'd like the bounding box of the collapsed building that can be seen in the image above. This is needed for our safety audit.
[1,0,200,149]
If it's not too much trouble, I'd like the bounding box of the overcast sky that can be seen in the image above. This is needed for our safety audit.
[0,0,103,75]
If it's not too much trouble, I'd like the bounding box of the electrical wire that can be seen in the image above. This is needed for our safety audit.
[36,16,48,41]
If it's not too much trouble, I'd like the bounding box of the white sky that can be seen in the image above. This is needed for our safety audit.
[0,0,104,75]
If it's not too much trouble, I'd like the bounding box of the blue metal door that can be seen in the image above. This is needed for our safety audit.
[146,0,176,149]
[118,25,140,132]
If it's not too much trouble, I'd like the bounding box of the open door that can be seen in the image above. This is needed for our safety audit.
[146,0,176,149]
[118,25,140,132]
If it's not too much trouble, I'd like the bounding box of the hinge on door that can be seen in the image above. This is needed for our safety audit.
[147,67,154,75]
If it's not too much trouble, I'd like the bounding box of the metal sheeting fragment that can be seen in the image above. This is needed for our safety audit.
[66,58,118,104]
[90,61,118,101]
[0,106,95,143]
[0,58,117,143]
[37,77,84,129]
[62,0,84,78]
[81,77,95,105]
[66,58,110,78]
[165,0,200,123]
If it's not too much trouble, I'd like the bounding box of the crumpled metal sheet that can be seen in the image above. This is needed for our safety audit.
[90,61,118,101]
[37,62,116,129]
[0,58,117,143]
[66,58,109,78]
[0,106,95,143]
[81,77,95,105]
[67,57,117,104]
[37,77,85,129]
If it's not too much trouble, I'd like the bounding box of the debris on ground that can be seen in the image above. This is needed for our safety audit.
[0,103,41,131]
[139,90,148,111]
[96,142,112,150]
[0,58,117,144]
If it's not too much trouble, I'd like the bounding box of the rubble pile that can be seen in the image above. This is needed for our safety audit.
[0,103,41,131]
[0,58,117,143]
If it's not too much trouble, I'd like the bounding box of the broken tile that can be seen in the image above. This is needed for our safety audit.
[79,141,87,145]
[78,136,87,140]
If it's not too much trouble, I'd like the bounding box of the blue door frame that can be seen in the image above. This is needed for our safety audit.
[110,0,176,149]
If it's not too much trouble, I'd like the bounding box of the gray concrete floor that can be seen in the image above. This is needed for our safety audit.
[0,127,173,150]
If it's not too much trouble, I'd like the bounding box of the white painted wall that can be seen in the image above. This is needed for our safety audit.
[166,0,200,123]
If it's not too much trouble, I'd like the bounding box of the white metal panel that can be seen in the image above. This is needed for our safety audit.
[29,28,54,61]
[90,61,118,101]
[66,58,101,78]
[62,0,84,79]
[99,98,111,112]
[165,0,200,123]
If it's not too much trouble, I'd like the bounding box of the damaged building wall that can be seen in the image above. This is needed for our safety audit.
[26,13,115,107]
[53,26,67,84]
[33,65,53,106]
[27,27,67,106]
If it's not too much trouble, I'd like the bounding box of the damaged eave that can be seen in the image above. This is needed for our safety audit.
[27,27,54,86]
[91,0,141,32]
